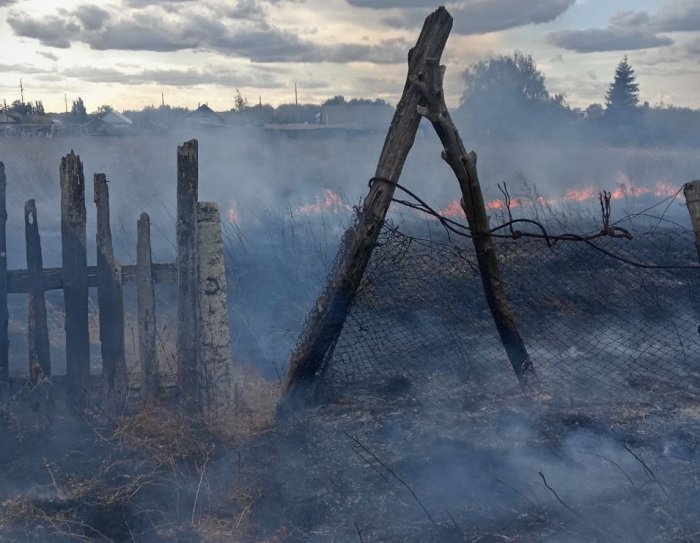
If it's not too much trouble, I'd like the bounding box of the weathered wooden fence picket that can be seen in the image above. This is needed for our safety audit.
[0,139,233,417]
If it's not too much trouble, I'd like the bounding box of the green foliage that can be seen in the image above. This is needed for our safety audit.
[70,97,87,122]
[95,104,114,117]
[232,89,249,112]
[605,56,639,115]
[457,51,573,139]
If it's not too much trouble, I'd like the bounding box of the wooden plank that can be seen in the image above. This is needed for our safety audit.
[412,59,533,384]
[0,162,7,382]
[60,151,90,406]
[137,213,158,403]
[25,199,51,381]
[177,139,199,406]
[196,202,233,418]
[94,173,127,409]
[6,262,176,293]
[282,7,454,404]
[683,180,700,261]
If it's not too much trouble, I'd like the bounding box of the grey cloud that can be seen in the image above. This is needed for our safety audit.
[6,12,80,48]
[653,0,700,32]
[59,64,287,88]
[6,6,408,64]
[38,51,59,61]
[226,0,266,20]
[610,10,650,28]
[547,28,673,52]
[75,5,111,31]
[382,0,575,35]
[0,0,17,6]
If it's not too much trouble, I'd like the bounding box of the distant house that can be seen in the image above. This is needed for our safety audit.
[85,111,133,136]
[186,104,225,128]
[0,111,19,125]
[320,103,394,131]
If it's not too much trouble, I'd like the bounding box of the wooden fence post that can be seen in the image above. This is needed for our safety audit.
[196,202,233,418]
[137,213,158,403]
[411,59,533,384]
[683,180,700,261]
[282,7,453,404]
[94,174,127,410]
[177,140,199,407]
[25,200,51,381]
[0,162,7,383]
[60,151,90,405]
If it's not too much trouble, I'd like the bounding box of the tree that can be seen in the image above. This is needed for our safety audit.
[605,56,639,116]
[95,104,113,117]
[456,51,572,139]
[232,89,248,112]
[71,97,87,122]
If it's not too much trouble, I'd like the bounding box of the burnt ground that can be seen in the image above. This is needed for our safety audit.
[1,370,699,542]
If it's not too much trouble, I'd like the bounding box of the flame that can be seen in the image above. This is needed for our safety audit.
[654,180,679,197]
[439,199,464,218]
[296,188,352,216]
[563,186,597,203]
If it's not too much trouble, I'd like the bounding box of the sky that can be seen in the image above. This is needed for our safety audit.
[0,0,698,113]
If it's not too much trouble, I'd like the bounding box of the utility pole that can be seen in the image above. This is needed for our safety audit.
[64,93,68,114]
[294,82,298,106]
[161,92,165,108]
[20,79,24,103]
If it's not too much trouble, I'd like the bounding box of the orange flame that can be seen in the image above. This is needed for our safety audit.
[296,188,352,216]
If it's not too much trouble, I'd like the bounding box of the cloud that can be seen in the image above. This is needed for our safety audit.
[653,0,700,32]
[6,12,80,48]
[0,0,16,6]
[547,28,673,53]
[6,5,409,64]
[74,5,111,31]
[360,0,575,35]
[549,1,700,54]
[38,51,59,61]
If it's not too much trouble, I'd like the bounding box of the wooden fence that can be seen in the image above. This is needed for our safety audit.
[0,139,233,416]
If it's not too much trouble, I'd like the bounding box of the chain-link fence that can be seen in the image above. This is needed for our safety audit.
[316,219,700,403]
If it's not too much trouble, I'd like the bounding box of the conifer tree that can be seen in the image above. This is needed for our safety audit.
[605,56,639,115]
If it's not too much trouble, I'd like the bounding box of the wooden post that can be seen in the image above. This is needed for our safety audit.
[177,140,199,407]
[25,200,51,381]
[0,162,7,383]
[94,174,127,410]
[683,180,700,261]
[411,59,533,384]
[282,7,453,404]
[60,151,90,405]
[137,213,158,404]
[196,202,233,418]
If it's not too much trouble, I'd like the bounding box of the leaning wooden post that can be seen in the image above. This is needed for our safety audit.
[94,174,127,410]
[683,180,700,261]
[177,140,199,407]
[60,151,90,405]
[196,202,233,419]
[0,162,7,383]
[282,7,454,405]
[411,59,533,384]
[137,213,158,404]
[25,200,51,381]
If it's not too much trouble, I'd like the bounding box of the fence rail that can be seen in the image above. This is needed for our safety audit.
[0,139,233,417]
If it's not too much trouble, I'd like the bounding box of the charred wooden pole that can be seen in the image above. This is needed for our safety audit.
[411,59,533,384]
[683,180,700,261]
[196,202,233,419]
[60,151,90,405]
[137,213,158,403]
[282,7,454,405]
[25,200,51,381]
[0,162,7,383]
[177,140,199,407]
[94,174,127,410]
